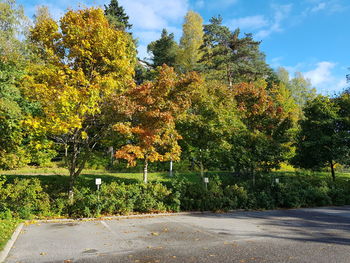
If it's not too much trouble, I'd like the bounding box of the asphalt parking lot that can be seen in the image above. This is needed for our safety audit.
[5,206,350,263]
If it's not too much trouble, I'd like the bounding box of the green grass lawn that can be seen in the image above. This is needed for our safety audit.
[0,166,232,185]
[1,166,349,197]
[1,166,350,185]
[0,220,21,251]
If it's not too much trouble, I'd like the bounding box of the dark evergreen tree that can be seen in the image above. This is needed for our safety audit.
[147,29,178,67]
[104,0,132,31]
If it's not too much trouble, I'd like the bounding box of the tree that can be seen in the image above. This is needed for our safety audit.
[200,16,271,87]
[276,67,316,108]
[113,65,201,183]
[293,96,349,181]
[229,80,297,180]
[147,29,178,68]
[104,0,131,31]
[23,7,136,199]
[176,80,241,175]
[0,0,29,168]
[176,11,204,73]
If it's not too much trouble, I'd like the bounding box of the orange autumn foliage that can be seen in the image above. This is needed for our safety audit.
[113,65,202,167]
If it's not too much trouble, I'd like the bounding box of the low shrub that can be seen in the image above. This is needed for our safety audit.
[1,172,350,219]
[64,182,180,218]
[0,177,51,219]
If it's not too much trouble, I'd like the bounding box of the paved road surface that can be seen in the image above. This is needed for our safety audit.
[6,206,350,263]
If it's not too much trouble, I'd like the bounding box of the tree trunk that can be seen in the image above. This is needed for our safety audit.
[226,64,233,88]
[330,160,336,181]
[191,158,195,171]
[68,142,77,202]
[108,146,114,166]
[251,168,256,187]
[67,139,90,201]
[68,174,75,202]
[143,159,148,183]
[200,160,204,177]
[169,159,173,177]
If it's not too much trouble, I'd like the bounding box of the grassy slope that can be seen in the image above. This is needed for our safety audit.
[0,220,21,251]
[1,167,349,194]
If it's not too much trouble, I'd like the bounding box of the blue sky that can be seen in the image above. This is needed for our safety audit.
[17,0,349,94]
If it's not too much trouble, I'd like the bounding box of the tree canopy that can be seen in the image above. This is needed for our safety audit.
[104,0,132,31]
[2,2,349,196]
[147,29,178,68]
[22,7,136,197]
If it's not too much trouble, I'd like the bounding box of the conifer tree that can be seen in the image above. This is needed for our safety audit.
[104,0,132,31]
[147,29,178,67]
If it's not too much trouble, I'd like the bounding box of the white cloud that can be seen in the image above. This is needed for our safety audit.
[303,0,348,16]
[304,61,335,87]
[194,0,205,9]
[22,0,188,61]
[117,0,188,59]
[135,31,162,44]
[119,0,188,30]
[268,57,284,68]
[202,0,238,10]
[336,79,347,90]
[228,15,268,30]
[256,4,292,38]
[304,61,347,93]
[310,2,326,12]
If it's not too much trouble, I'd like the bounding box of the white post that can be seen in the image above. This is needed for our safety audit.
[95,178,101,201]
[204,177,209,190]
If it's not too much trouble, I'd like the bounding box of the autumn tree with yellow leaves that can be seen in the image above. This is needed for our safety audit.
[22,7,136,199]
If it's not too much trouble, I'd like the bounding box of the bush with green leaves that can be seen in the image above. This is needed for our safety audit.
[1,173,350,219]
[0,177,51,219]
[172,173,350,212]
[63,182,180,218]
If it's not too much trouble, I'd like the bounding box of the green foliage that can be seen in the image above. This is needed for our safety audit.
[23,7,137,195]
[227,81,297,174]
[177,80,241,173]
[276,68,316,109]
[200,16,271,86]
[64,182,180,218]
[0,219,21,250]
[104,0,132,31]
[0,171,350,219]
[172,173,350,211]
[147,29,178,67]
[293,95,350,179]
[0,177,51,219]
[84,153,110,170]
[0,0,30,169]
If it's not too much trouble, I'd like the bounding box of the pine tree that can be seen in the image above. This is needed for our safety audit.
[200,16,271,87]
[147,29,178,67]
[104,0,132,31]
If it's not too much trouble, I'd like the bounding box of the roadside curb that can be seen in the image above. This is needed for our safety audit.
[0,223,24,263]
[31,211,213,224]
[26,209,249,224]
